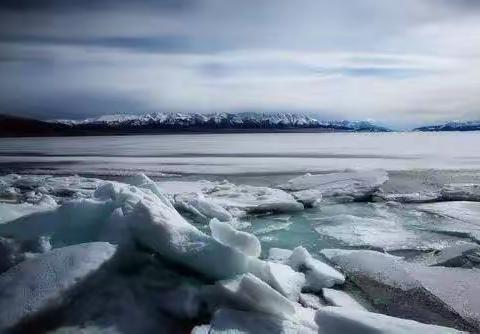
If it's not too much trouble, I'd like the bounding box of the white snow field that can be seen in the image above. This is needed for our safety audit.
[0,169,478,333]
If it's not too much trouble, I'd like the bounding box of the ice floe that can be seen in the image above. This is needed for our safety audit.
[417,201,480,242]
[279,169,389,204]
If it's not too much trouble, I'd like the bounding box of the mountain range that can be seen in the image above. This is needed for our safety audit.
[50,112,391,133]
[2,112,480,137]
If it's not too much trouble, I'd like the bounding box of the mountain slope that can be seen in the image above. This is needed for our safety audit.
[0,115,72,137]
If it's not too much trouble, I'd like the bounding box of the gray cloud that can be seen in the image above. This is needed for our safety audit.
[0,0,479,127]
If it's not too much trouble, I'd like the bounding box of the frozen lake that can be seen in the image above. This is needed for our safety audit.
[1,132,480,332]
[0,132,480,176]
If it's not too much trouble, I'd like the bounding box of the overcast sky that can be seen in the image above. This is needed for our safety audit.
[0,0,479,128]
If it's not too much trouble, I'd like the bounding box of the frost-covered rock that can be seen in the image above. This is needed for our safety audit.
[0,242,117,332]
[280,170,388,203]
[176,193,233,223]
[207,181,304,215]
[315,306,464,334]
[210,218,261,257]
[322,288,367,310]
[321,248,480,331]
[288,246,345,291]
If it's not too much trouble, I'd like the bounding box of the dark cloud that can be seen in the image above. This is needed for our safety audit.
[0,34,228,53]
[0,0,195,12]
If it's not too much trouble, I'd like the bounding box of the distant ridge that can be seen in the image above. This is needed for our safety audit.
[50,112,391,133]
[0,112,391,137]
[414,120,480,132]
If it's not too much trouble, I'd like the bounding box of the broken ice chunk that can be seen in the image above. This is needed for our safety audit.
[322,288,367,310]
[126,192,251,280]
[299,293,324,310]
[0,242,117,332]
[268,247,293,263]
[191,324,211,334]
[288,246,345,291]
[265,261,305,301]
[209,308,315,334]
[210,218,261,257]
[216,273,296,319]
[207,182,304,215]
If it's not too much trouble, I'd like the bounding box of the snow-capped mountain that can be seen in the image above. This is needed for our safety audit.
[414,120,480,132]
[50,112,390,132]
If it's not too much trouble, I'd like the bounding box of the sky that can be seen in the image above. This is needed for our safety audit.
[0,0,479,128]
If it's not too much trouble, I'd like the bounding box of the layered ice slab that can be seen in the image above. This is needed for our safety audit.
[375,183,480,204]
[175,193,233,223]
[412,242,480,268]
[417,201,480,242]
[210,218,261,257]
[279,169,388,205]
[321,249,480,331]
[0,242,117,332]
[322,288,367,310]
[315,306,464,334]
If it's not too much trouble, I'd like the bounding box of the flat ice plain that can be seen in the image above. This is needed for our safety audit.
[0,132,480,333]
